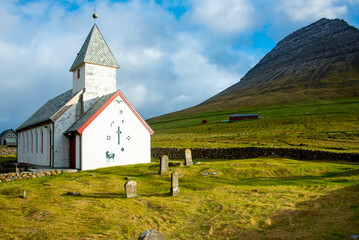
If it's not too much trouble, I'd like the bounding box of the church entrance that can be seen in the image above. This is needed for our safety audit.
[69,135,76,169]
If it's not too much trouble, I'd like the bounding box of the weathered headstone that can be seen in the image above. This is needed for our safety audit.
[125,180,139,198]
[138,229,165,240]
[184,149,193,166]
[171,171,179,196]
[159,155,169,174]
[20,190,26,198]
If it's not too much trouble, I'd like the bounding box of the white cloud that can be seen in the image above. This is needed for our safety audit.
[278,0,348,21]
[187,0,256,35]
[0,0,358,130]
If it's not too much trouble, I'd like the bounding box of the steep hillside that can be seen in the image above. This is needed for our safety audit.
[155,18,359,118]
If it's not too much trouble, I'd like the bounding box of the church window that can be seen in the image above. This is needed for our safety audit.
[40,129,43,154]
[77,69,80,79]
[22,133,25,154]
[30,131,33,154]
[25,132,29,153]
[35,130,38,154]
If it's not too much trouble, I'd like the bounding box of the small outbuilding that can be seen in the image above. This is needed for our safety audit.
[0,129,17,146]
[229,114,258,122]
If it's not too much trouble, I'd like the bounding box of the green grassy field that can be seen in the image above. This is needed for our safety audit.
[148,97,359,153]
[0,158,358,239]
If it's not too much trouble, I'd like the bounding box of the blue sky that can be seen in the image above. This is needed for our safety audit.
[1,0,359,131]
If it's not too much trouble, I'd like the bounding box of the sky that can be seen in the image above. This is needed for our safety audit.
[0,0,359,131]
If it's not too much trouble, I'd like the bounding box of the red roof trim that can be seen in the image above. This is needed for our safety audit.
[117,89,154,135]
[77,90,154,135]
[77,91,120,134]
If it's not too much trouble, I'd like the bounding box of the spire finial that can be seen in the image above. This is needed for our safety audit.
[92,5,98,23]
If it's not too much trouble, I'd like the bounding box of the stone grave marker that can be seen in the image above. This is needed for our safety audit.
[184,149,193,166]
[159,155,169,174]
[138,229,165,240]
[125,180,139,198]
[171,171,179,196]
[20,190,26,198]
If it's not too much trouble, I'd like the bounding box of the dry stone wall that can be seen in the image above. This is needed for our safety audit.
[152,147,359,162]
[0,169,78,183]
[0,146,17,156]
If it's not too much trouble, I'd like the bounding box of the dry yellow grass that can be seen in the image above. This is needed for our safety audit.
[0,158,358,239]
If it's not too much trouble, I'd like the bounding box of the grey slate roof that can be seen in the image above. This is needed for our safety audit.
[65,92,116,134]
[69,24,119,71]
[17,90,78,131]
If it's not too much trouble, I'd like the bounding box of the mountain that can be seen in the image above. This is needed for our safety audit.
[158,18,359,118]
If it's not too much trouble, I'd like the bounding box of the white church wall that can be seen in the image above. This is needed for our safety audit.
[80,63,117,113]
[81,95,151,170]
[53,102,79,168]
[84,63,116,96]
[72,64,85,94]
[17,124,52,166]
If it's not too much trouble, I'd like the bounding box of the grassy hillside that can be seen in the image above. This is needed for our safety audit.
[0,158,358,239]
[148,97,359,153]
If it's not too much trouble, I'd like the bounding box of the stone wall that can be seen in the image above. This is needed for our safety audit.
[0,146,17,156]
[152,147,359,162]
[0,169,78,183]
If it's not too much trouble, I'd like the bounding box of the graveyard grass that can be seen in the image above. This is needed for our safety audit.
[0,158,359,239]
[148,97,359,153]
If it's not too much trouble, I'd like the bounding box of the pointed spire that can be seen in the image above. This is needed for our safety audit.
[69,24,119,71]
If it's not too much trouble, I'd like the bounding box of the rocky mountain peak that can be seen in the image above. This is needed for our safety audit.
[202,18,359,108]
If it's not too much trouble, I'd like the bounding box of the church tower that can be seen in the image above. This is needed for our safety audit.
[69,23,119,111]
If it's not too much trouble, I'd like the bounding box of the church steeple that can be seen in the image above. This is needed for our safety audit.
[69,24,119,71]
[70,19,119,110]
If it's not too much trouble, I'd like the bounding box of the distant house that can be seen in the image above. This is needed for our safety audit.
[229,114,258,122]
[0,129,17,146]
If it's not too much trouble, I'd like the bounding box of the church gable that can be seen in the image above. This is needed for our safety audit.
[65,90,154,136]
[74,91,152,170]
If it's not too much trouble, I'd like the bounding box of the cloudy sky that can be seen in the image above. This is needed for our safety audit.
[1,0,358,131]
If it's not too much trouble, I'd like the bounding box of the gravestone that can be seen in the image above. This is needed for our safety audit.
[20,190,26,198]
[184,149,193,166]
[159,155,169,174]
[125,180,139,198]
[171,171,179,196]
[138,229,165,240]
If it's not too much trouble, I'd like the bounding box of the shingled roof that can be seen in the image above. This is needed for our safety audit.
[17,90,80,132]
[69,24,119,71]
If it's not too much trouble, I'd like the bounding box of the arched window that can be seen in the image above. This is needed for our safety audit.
[30,131,33,154]
[21,134,24,154]
[41,129,44,154]
[26,132,29,153]
[35,130,38,154]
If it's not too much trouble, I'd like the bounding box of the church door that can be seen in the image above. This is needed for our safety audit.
[69,135,76,169]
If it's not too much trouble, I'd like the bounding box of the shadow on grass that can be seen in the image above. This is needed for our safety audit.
[234,184,359,240]
[62,192,124,199]
[63,192,172,199]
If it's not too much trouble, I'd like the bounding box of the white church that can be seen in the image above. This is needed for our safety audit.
[16,19,154,170]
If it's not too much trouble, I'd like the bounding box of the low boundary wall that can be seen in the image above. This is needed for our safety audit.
[152,147,359,162]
